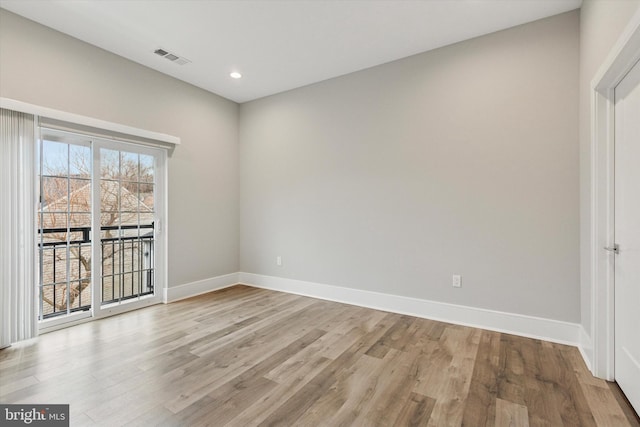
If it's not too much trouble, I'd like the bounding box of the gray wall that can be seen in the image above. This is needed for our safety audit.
[240,11,580,322]
[579,0,640,335]
[2,7,589,324]
[0,9,240,287]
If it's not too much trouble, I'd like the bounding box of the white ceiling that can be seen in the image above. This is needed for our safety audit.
[1,0,581,103]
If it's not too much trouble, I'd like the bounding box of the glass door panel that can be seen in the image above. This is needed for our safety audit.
[37,136,92,320]
[99,148,155,306]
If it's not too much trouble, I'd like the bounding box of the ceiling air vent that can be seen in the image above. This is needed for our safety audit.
[153,48,191,66]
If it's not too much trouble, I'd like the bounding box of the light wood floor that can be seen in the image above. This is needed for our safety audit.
[1,285,638,426]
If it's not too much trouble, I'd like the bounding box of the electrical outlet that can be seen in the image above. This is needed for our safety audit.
[452,274,461,288]
[276,256,282,266]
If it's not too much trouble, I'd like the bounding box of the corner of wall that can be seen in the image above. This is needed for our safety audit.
[164,272,241,303]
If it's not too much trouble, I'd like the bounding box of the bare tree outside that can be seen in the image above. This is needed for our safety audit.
[38,142,154,317]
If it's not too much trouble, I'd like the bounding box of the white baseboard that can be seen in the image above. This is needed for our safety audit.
[164,272,240,303]
[238,272,582,347]
[579,326,594,372]
[162,272,590,368]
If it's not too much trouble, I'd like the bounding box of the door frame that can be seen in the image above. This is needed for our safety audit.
[590,8,640,380]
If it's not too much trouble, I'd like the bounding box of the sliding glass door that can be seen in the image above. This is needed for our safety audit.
[99,148,156,307]
[37,129,165,326]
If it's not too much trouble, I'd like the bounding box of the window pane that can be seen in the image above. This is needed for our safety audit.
[69,144,91,178]
[42,140,68,177]
[41,176,68,209]
[42,284,64,317]
[69,213,91,229]
[40,248,56,285]
[39,213,68,234]
[119,214,139,228]
[49,247,70,284]
[140,154,154,183]
[69,280,89,310]
[120,182,140,214]
[101,149,119,179]
[102,275,113,303]
[100,180,120,213]
[68,179,91,213]
[121,152,138,182]
[140,183,154,215]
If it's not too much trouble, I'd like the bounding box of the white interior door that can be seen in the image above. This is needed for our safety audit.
[614,58,640,415]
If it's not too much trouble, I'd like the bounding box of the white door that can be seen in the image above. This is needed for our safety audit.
[614,58,640,415]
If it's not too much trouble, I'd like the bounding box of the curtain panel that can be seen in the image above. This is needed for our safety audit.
[0,108,37,348]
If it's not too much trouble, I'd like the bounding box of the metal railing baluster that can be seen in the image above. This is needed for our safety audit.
[38,223,154,319]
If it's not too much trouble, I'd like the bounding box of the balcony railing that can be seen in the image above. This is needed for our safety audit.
[38,224,154,319]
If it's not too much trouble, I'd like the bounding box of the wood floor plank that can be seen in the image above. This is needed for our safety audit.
[549,343,598,427]
[557,343,638,426]
[365,314,420,358]
[497,334,527,406]
[518,335,565,426]
[232,354,333,426]
[394,392,436,427]
[534,338,586,426]
[172,329,327,426]
[0,374,39,397]
[256,313,397,427]
[560,343,608,389]
[495,397,529,427]
[163,304,332,413]
[122,404,175,427]
[412,331,454,398]
[426,327,481,427]
[188,297,320,357]
[461,330,501,427]
[608,381,640,427]
[265,328,354,383]
[582,382,634,426]
[352,344,437,426]
[317,325,382,360]
[497,333,565,426]
[1,285,638,426]
[297,352,385,427]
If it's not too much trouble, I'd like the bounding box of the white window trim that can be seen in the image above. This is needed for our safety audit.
[0,98,180,145]
[590,8,640,380]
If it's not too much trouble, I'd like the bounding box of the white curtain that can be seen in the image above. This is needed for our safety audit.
[0,108,37,348]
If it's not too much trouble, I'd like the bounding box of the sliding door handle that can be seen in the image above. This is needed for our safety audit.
[604,244,619,254]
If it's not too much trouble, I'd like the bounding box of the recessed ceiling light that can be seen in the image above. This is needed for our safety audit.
[230,72,242,79]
